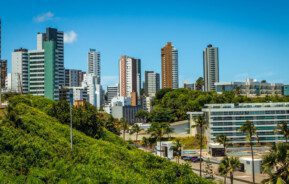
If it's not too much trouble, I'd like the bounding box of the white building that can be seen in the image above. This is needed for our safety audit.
[142,96,153,112]
[5,73,11,91]
[82,73,103,109]
[88,49,101,85]
[111,96,131,107]
[203,44,219,92]
[215,78,283,96]
[28,50,45,97]
[11,48,29,93]
[202,102,289,146]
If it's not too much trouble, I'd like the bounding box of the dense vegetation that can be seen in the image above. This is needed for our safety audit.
[0,95,212,183]
[150,88,289,122]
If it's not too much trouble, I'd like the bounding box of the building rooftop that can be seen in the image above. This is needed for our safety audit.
[203,102,289,109]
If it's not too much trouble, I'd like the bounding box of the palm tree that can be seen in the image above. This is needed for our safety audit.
[130,124,143,141]
[120,118,129,140]
[147,122,170,156]
[262,142,289,184]
[192,115,208,177]
[216,134,229,155]
[171,139,182,164]
[275,122,289,143]
[218,157,241,184]
[239,120,259,184]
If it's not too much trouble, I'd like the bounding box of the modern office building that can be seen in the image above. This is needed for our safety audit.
[203,44,219,92]
[119,55,141,104]
[65,69,85,87]
[0,59,7,89]
[88,49,101,84]
[11,48,29,93]
[215,79,283,96]
[144,71,160,97]
[282,85,289,96]
[201,103,289,146]
[107,85,118,105]
[161,42,178,89]
[111,105,143,124]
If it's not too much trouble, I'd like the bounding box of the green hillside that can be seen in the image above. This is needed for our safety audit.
[0,95,211,183]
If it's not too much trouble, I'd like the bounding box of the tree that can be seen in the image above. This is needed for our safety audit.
[135,109,150,123]
[218,157,241,184]
[130,124,143,141]
[147,122,172,156]
[275,122,289,143]
[171,139,182,164]
[262,143,289,184]
[120,118,129,141]
[192,115,208,177]
[195,77,204,91]
[215,134,229,155]
[239,120,259,184]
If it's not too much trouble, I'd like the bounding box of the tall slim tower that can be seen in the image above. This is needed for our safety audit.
[28,27,64,100]
[203,44,219,92]
[161,42,178,89]
[88,49,101,84]
[119,55,141,104]
[37,28,64,87]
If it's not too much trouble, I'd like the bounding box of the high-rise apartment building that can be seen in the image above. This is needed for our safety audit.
[82,73,103,109]
[37,28,64,87]
[119,55,141,103]
[27,28,64,100]
[65,69,85,87]
[144,71,160,97]
[11,48,29,93]
[203,44,219,92]
[88,49,101,84]
[161,42,178,89]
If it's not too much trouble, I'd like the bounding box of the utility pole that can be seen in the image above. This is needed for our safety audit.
[69,94,73,154]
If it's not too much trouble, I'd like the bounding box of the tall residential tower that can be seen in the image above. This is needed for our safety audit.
[161,42,178,89]
[203,44,219,91]
[119,55,141,105]
[88,49,101,84]
[28,28,64,100]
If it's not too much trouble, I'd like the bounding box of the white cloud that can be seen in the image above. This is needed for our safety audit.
[34,12,54,23]
[64,31,77,44]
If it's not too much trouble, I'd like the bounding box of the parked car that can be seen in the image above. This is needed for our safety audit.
[192,157,203,163]
[181,156,198,161]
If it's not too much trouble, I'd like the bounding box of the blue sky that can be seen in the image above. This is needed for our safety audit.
[1,0,289,87]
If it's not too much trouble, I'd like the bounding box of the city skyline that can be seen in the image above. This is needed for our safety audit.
[1,0,289,88]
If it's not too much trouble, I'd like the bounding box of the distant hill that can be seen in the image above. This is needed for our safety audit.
[0,95,212,183]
